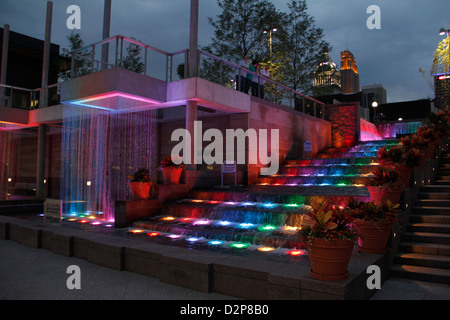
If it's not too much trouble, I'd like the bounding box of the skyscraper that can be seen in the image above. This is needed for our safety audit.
[312,52,342,97]
[340,50,359,94]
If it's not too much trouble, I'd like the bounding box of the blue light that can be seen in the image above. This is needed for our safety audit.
[238,223,255,229]
[208,240,223,245]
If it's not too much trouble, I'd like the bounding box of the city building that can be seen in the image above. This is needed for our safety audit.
[434,72,450,109]
[312,52,342,97]
[340,50,359,94]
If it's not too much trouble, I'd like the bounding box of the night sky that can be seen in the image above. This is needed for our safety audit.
[1,0,449,103]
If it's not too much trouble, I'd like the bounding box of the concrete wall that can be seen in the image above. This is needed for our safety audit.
[159,97,331,186]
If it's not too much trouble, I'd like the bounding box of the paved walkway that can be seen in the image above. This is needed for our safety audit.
[1,239,449,300]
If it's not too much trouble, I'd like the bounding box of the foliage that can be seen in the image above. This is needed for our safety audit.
[377,144,423,168]
[299,198,358,243]
[205,0,329,95]
[278,0,329,94]
[158,156,186,169]
[368,166,404,190]
[348,198,399,224]
[128,167,152,183]
[121,37,144,73]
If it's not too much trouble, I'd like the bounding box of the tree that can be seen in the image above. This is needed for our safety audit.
[206,0,329,98]
[207,0,283,64]
[278,0,329,94]
[121,38,144,74]
[59,31,88,80]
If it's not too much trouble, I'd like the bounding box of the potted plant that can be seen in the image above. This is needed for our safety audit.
[299,198,358,281]
[128,167,155,200]
[159,156,185,184]
[377,144,422,185]
[367,166,404,204]
[348,198,399,254]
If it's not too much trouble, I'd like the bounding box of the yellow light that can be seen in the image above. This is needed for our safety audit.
[129,229,144,234]
[161,216,175,221]
[258,247,275,252]
[284,226,298,231]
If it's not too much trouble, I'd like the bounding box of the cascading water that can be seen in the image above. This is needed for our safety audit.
[61,105,157,221]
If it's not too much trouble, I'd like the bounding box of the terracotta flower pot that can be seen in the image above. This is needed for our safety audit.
[367,186,402,204]
[306,238,355,281]
[357,220,393,254]
[129,182,151,200]
[162,167,182,184]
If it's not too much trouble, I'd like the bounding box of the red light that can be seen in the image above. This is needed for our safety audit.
[147,232,160,237]
[208,200,220,204]
[287,249,306,256]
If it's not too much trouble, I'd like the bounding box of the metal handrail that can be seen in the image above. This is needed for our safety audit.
[198,49,325,107]
[68,35,324,118]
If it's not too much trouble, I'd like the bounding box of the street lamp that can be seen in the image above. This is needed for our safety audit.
[263,28,277,56]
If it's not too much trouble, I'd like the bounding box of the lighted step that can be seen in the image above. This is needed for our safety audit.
[412,206,450,215]
[403,231,450,245]
[415,199,450,207]
[390,264,450,284]
[407,223,450,234]
[259,175,371,186]
[277,164,376,176]
[417,193,450,200]
[399,242,450,256]
[162,200,310,226]
[410,214,450,224]
[395,252,450,269]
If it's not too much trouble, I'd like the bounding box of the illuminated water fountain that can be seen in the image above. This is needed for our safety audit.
[60,105,157,222]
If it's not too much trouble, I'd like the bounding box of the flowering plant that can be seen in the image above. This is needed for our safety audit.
[347,197,399,224]
[128,167,152,183]
[299,198,358,244]
[158,156,185,170]
[368,166,404,190]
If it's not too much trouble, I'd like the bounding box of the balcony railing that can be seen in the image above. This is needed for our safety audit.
[68,35,325,119]
[0,83,60,110]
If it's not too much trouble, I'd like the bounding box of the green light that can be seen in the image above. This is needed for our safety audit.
[230,242,249,249]
[258,225,276,231]
[285,203,300,207]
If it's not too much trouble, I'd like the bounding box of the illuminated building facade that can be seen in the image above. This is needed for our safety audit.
[312,52,342,97]
[434,72,450,108]
[340,50,359,94]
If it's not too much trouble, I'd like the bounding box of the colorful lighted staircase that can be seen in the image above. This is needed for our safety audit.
[391,150,450,284]
[131,139,400,252]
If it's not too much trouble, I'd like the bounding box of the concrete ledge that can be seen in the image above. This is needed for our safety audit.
[159,250,223,293]
[8,220,42,248]
[212,256,283,299]
[0,215,391,300]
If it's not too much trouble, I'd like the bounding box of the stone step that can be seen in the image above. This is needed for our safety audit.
[277,165,375,176]
[407,222,450,234]
[189,185,371,203]
[160,200,310,227]
[259,174,371,186]
[420,185,450,193]
[415,199,450,207]
[399,241,450,256]
[132,215,303,249]
[435,180,450,185]
[412,206,450,215]
[284,157,377,167]
[390,264,450,285]
[395,252,450,269]
[403,231,450,245]
[417,193,450,200]
[410,214,450,224]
